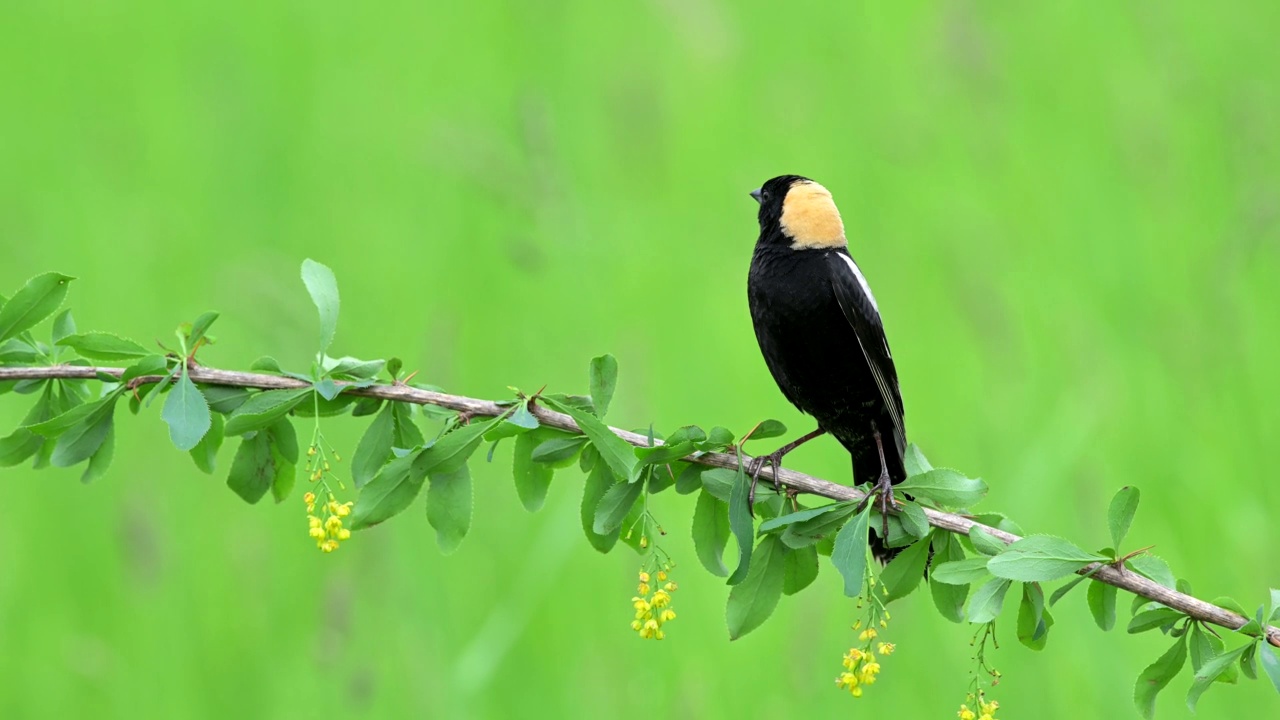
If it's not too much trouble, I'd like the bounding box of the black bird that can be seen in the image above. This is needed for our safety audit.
[746,175,906,555]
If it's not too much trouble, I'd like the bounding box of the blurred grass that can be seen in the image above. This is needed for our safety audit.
[2,1,1279,717]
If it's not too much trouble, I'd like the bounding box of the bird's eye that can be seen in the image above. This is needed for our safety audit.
[761,190,770,202]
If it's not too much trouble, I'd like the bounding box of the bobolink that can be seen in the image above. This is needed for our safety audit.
[746,175,906,556]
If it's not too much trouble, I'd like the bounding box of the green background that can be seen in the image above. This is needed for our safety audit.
[2,2,1278,718]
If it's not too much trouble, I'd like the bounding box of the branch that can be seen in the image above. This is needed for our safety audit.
[3,363,1277,648]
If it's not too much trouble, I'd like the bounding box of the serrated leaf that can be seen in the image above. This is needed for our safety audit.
[1186,645,1246,712]
[269,427,296,503]
[970,511,1026,535]
[693,490,731,577]
[56,332,150,361]
[831,505,872,597]
[427,463,472,554]
[745,419,787,441]
[635,440,695,466]
[531,436,587,464]
[588,354,618,418]
[0,338,41,364]
[313,378,341,401]
[1129,553,1177,589]
[268,417,298,465]
[700,468,737,502]
[418,417,499,476]
[1128,607,1184,633]
[726,535,787,640]
[351,404,395,488]
[930,531,969,622]
[1088,581,1118,631]
[0,272,74,343]
[120,355,168,384]
[1134,636,1188,719]
[0,428,43,467]
[349,451,427,529]
[187,311,219,348]
[50,398,117,467]
[697,426,734,452]
[512,431,553,512]
[1270,589,1280,623]
[987,535,1106,582]
[161,367,211,451]
[1260,645,1280,693]
[759,505,841,534]
[189,412,224,474]
[726,465,756,585]
[202,385,251,415]
[593,476,644,535]
[391,401,424,448]
[325,356,383,380]
[781,502,857,549]
[783,544,819,595]
[51,310,75,345]
[904,443,932,476]
[880,535,931,602]
[544,397,637,482]
[226,431,276,504]
[1017,582,1053,650]
[931,557,993,585]
[80,424,115,483]
[898,468,987,509]
[967,577,1013,623]
[899,500,929,539]
[224,388,311,435]
[1107,485,1140,549]
[580,460,621,553]
[301,259,340,354]
[968,526,1007,556]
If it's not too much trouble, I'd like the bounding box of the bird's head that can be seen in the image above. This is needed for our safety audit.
[750,175,846,250]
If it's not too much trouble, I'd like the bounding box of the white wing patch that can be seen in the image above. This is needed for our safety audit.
[835,253,879,314]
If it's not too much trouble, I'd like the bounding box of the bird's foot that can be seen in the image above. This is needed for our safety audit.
[854,468,900,538]
[746,451,785,516]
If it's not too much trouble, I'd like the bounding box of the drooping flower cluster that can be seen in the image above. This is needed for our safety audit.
[835,573,894,700]
[957,693,1000,720]
[305,491,353,553]
[630,566,678,640]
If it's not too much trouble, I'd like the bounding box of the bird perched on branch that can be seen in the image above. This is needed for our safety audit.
[746,175,906,560]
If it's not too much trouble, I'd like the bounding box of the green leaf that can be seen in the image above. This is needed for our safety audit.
[593,476,644,535]
[971,511,1026,535]
[746,419,787,441]
[349,451,428,529]
[0,428,43,467]
[1134,635,1188,719]
[580,459,621,553]
[635,440,695,466]
[1270,588,1280,623]
[700,468,737,502]
[987,535,1107,582]
[1186,644,1244,711]
[588,354,618,417]
[1108,486,1140,549]
[224,388,311,435]
[120,355,168,384]
[726,464,756,585]
[1128,607,1184,634]
[56,332,150,361]
[783,544,819,595]
[391,401,424,448]
[544,397,637,482]
[51,398,118,467]
[313,378,341,401]
[726,535,787,640]
[531,436,587,464]
[930,531,970,623]
[880,535,931,602]
[506,400,540,430]
[967,577,1013,623]
[26,397,102,436]
[226,431,277,504]
[1017,582,1053,651]
[780,502,858,549]
[1087,580,1118,631]
[187,311,219,348]
[897,468,987,509]
[1260,645,1280,694]
[759,504,841,534]
[268,422,297,503]
[1128,553,1177,589]
[931,557,993,585]
[0,272,74,343]
[161,367,211,451]
[693,490,731,577]
[418,417,499,476]
[351,396,383,417]
[512,431,553,512]
[80,424,115,484]
[899,500,929,539]
[51,309,76,345]
[904,443,933,476]
[351,404,395,488]
[968,526,1007,556]
[831,505,872,597]
[301,258,340,354]
[0,338,41,364]
[189,412,224,474]
[698,426,734,451]
[427,463,473,554]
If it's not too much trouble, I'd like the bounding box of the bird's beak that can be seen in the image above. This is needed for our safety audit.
[749,188,763,204]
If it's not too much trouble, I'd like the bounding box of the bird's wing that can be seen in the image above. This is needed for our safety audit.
[826,251,906,459]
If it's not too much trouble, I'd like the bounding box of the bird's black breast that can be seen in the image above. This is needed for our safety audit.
[747,244,906,483]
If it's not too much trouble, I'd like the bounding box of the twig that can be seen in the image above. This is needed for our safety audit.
[2,363,1277,648]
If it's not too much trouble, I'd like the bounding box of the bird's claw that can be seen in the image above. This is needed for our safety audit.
[854,469,900,538]
[746,452,784,518]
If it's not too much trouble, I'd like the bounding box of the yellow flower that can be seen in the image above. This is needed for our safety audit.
[321,540,338,553]
[639,536,649,549]
[336,502,352,518]
[660,609,676,622]
[638,571,651,583]
[309,527,325,540]
[303,491,316,505]
[631,620,643,631]
[337,529,351,540]
[850,686,863,698]
[657,571,668,582]
[309,516,322,529]
[637,583,650,596]
[325,515,343,533]
[877,642,895,656]
[664,582,678,592]
[958,706,976,720]
[858,628,877,642]
[651,590,671,609]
